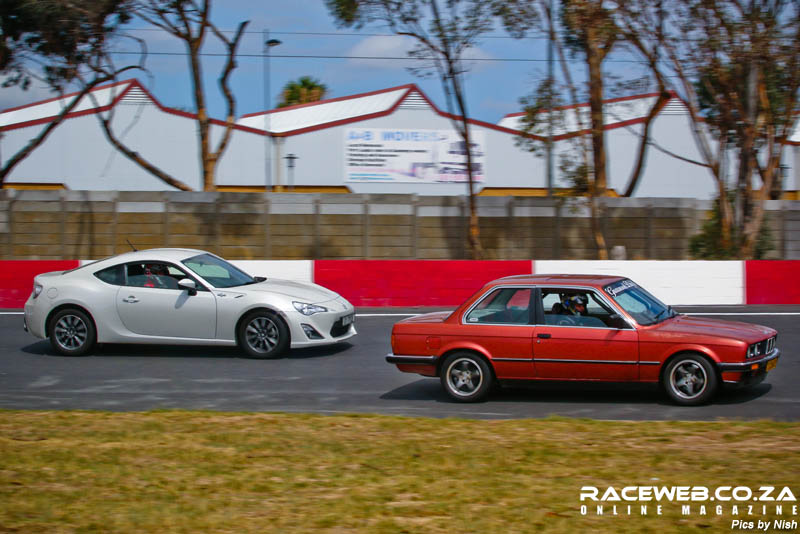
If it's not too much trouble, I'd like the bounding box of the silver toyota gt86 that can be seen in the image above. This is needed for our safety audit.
[23,248,356,358]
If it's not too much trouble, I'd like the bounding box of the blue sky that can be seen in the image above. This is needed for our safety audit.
[2,0,649,124]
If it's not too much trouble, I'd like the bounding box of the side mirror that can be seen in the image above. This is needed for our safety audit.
[608,313,631,329]
[178,278,197,296]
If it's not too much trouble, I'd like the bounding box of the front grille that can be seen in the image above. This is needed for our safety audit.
[330,314,354,338]
[748,336,777,358]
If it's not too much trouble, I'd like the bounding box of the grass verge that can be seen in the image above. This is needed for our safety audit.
[1,411,798,533]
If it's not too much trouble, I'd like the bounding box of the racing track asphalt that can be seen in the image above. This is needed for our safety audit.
[0,306,797,420]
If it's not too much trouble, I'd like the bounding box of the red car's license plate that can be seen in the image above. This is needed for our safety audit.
[766,359,778,372]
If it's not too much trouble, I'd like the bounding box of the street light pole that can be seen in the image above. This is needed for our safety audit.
[285,153,298,191]
[263,30,282,191]
[546,0,554,197]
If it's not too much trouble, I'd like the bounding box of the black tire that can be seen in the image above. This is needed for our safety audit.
[48,308,96,356]
[662,354,718,406]
[440,352,494,402]
[237,310,289,359]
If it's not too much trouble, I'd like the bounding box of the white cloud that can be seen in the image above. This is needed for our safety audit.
[348,35,417,70]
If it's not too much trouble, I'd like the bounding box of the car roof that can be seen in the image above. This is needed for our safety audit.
[491,274,627,288]
[81,248,211,270]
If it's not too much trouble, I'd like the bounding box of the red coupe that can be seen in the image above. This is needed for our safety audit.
[387,275,780,405]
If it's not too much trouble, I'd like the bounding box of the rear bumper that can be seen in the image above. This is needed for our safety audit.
[386,353,438,365]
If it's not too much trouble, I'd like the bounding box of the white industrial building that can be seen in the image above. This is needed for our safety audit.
[0,78,797,198]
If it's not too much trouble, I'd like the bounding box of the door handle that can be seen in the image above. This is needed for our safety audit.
[537,333,551,339]
[122,296,139,303]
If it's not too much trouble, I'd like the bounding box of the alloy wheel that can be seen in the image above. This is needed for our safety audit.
[446,357,484,397]
[245,316,280,354]
[669,359,708,400]
[54,314,88,351]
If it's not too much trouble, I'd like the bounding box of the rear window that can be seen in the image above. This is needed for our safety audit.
[94,264,125,285]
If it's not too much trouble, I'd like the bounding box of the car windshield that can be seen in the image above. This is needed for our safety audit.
[603,279,675,326]
[181,253,257,288]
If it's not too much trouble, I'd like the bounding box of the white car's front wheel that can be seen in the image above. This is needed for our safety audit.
[237,310,289,359]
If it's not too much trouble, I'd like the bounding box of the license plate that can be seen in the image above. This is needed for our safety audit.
[341,314,354,326]
[766,359,778,372]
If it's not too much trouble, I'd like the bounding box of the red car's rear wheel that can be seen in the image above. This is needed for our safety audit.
[440,352,493,402]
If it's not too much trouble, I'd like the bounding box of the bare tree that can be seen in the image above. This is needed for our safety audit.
[620,0,799,258]
[122,0,249,192]
[326,0,499,259]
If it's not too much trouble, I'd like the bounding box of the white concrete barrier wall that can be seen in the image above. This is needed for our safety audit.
[534,261,745,305]
[230,260,313,283]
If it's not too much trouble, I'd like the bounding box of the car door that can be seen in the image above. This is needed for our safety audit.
[116,261,217,339]
[461,286,536,379]
[533,287,638,380]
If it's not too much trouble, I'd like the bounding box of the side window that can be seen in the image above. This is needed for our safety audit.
[465,287,532,324]
[94,264,125,286]
[585,292,629,329]
[541,288,629,329]
[125,262,183,290]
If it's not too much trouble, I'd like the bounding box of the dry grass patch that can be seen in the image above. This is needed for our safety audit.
[0,411,797,533]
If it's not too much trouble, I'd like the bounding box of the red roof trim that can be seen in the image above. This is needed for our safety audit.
[0,78,269,136]
[267,84,548,140]
[0,78,135,114]
[501,91,673,119]
[239,83,417,119]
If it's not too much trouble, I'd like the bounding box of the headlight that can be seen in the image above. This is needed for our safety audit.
[293,301,328,316]
[32,284,43,299]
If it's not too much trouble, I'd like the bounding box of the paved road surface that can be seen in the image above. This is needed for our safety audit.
[0,306,797,420]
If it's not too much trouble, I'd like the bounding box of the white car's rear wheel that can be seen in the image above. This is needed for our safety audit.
[49,308,96,356]
[238,310,289,359]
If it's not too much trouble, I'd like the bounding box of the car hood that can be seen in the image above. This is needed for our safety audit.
[649,315,776,343]
[239,279,341,304]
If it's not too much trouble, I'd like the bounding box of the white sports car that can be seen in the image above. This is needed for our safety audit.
[23,248,356,358]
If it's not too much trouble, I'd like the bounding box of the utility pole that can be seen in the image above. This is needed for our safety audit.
[546,0,555,197]
[263,30,281,191]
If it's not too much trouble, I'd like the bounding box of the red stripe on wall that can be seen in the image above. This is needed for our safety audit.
[314,260,533,307]
[745,261,800,305]
[0,261,80,309]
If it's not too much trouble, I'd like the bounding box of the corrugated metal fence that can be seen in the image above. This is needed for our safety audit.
[1,190,798,260]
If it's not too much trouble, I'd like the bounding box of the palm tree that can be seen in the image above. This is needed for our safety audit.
[277,76,328,108]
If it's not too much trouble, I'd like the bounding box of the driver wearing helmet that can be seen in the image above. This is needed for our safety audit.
[562,294,588,316]
[144,263,167,288]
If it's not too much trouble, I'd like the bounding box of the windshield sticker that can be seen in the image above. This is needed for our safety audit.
[605,279,637,297]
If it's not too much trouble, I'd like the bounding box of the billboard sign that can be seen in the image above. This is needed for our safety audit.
[345,128,485,183]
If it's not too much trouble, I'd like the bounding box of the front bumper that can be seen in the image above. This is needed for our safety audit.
[717,349,780,371]
[719,349,780,387]
[287,298,357,348]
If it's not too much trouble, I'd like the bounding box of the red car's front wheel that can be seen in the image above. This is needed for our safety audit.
[663,354,718,406]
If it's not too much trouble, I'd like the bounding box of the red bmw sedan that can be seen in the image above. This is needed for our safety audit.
[387,275,780,405]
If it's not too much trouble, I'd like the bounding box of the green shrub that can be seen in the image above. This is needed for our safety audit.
[689,196,773,259]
